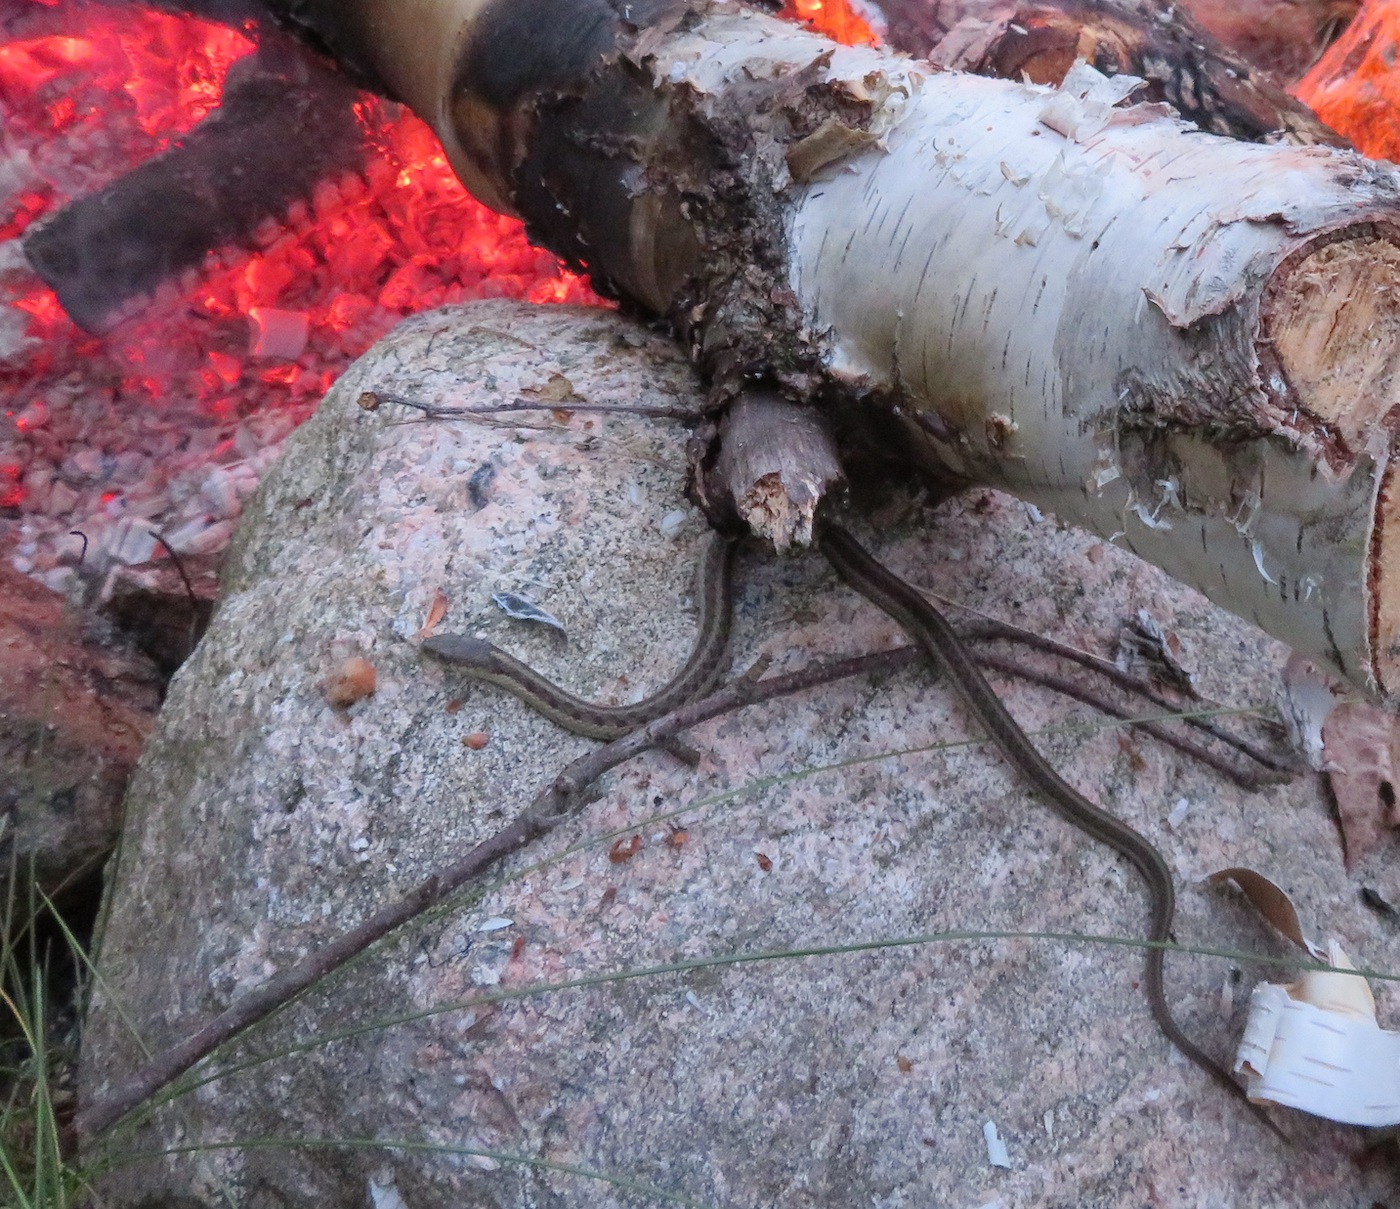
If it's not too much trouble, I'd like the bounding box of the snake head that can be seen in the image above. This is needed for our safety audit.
[420,633,501,670]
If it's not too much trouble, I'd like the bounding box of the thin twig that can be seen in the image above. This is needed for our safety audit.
[71,647,929,1145]
[936,602,1299,775]
[74,628,1293,1145]
[972,649,1282,791]
[150,530,204,661]
[67,530,89,569]
[362,390,705,423]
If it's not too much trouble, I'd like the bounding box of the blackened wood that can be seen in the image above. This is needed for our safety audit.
[22,34,363,333]
[1,1,273,42]
[869,0,1346,144]
[1174,0,1359,85]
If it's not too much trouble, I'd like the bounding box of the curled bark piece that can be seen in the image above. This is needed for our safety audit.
[713,393,845,550]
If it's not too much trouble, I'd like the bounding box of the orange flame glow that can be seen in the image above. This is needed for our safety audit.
[782,0,880,47]
[0,5,596,436]
[1294,0,1400,158]
[1,0,877,478]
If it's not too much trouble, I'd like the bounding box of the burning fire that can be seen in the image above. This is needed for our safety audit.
[1294,0,1400,158]
[784,0,881,47]
[0,1,875,578]
[0,7,595,407]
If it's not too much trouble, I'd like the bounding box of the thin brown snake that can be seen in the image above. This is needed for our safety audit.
[817,518,1285,1141]
[423,517,1283,1138]
[421,529,737,739]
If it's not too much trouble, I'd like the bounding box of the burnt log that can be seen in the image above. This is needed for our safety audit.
[15,0,1334,335]
[866,0,1346,143]
[1181,0,1360,85]
[20,28,364,332]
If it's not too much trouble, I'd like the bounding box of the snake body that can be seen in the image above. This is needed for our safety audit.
[421,530,736,739]
[423,514,1276,1133]
[816,518,1279,1134]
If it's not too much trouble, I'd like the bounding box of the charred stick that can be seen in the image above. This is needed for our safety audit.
[23,34,364,332]
[972,648,1287,790]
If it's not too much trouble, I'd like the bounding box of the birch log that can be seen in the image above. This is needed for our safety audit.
[275,0,1400,697]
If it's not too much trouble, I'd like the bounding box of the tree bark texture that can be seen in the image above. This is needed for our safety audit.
[864,0,1345,144]
[272,0,1400,698]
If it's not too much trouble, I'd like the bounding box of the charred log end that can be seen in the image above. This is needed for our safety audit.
[22,39,367,333]
[447,3,872,391]
[446,0,648,218]
[1263,225,1400,694]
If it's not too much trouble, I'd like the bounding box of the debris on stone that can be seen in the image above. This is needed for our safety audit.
[1220,868,1400,1125]
[491,591,566,636]
[982,1119,1011,1168]
[323,655,377,708]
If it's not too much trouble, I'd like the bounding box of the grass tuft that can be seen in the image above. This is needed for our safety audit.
[0,864,89,1209]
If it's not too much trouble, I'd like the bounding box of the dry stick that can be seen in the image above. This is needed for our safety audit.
[360,390,707,423]
[973,649,1277,791]
[72,647,911,1144]
[74,629,1291,1145]
[958,614,1300,776]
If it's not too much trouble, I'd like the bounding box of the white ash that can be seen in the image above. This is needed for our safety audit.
[6,408,293,598]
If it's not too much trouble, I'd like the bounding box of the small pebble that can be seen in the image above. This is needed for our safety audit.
[323,656,377,708]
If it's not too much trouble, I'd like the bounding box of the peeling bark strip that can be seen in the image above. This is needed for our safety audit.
[786,63,1400,696]
[276,0,1400,695]
[868,0,1345,146]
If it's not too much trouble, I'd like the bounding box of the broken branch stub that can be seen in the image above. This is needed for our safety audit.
[273,0,1400,698]
[713,393,845,550]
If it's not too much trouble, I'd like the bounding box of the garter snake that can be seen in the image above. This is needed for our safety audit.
[421,530,736,739]
[423,514,1277,1133]
[817,516,1280,1136]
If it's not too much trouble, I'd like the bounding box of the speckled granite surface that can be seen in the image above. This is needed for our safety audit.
[82,300,1400,1208]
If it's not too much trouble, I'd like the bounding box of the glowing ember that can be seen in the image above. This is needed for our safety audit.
[1,8,594,405]
[0,1,875,590]
[0,4,598,585]
[782,0,881,46]
[1294,0,1400,157]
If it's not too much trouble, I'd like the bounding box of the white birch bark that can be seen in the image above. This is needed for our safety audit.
[292,0,1400,697]
[653,20,1400,695]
